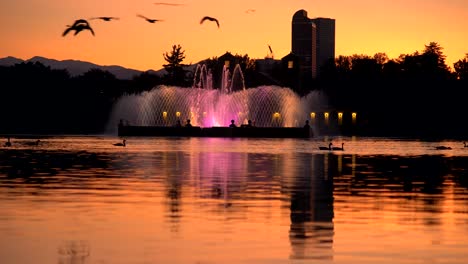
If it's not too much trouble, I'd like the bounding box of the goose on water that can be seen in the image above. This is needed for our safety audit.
[113,139,126,147]
[4,137,11,147]
[435,145,451,150]
[332,142,344,151]
[319,142,332,150]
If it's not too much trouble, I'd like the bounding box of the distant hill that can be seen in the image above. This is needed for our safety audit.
[0,56,157,80]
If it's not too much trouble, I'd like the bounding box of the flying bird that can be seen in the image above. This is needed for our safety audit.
[200,16,220,28]
[90,16,119,21]
[154,2,184,6]
[137,14,164,23]
[62,19,95,36]
[245,9,256,14]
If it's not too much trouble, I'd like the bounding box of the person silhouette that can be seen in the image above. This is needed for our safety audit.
[229,119,237,128]
[246,119,253,127]
[185,119,192,127]
[303,120,310,129]
[175,119,182,127]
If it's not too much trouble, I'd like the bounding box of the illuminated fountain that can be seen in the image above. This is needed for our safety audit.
[106,64,329,134]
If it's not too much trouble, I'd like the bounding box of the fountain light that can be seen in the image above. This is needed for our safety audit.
[338,112,343,125]
[324,112,329,126]
[176,111,181,117]
[352,112,357,125]
[107,63,327,130]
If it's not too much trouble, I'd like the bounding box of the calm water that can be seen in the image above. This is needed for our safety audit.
[1,136,468,264]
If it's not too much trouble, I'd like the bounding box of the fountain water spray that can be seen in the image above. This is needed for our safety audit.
[106,64,329,134]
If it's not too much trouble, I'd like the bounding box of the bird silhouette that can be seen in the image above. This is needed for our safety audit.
[464,142,467,148]
[245,9,256,14]
[154,2,184,6]
[319,142,332,150]
[90,16,119,21]
[200,16,220,28]
[113,139,126,147]
[4,137,11,147]
[332,143,344,151]
[435,145,451,150]
[137,14,163,23]
[63,19,95,36]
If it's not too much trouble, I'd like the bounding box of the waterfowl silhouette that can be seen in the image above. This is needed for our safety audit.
[200,16,220,28]
[464,142,467,148]
[90,16,119,21]
[137,14,163,23]
[319,142,332,150]
[435,145,451,150]
[332,143,344,151]
[4,137,11,147]
[154,2,184,6]
[113,139,126,147]
[63,19,95,36]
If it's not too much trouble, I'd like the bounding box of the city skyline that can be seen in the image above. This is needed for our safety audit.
[1,0,467,71]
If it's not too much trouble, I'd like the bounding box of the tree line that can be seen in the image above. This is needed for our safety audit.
[0,42,467,136]
[316,42,468,137]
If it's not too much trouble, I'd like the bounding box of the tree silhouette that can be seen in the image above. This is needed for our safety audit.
[163,44,189,86]
[454,53,468,81]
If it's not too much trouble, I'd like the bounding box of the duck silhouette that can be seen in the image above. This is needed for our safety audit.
[435,145,451,150]
[319,142,332,150]
[332,142,344,151]
[137,14,164,23]
[90,16,119,21]
[4,137,11,147]
[200,16,220,28]
[63,19,95,36]
[113,139,126,147]
[464,142,467,148]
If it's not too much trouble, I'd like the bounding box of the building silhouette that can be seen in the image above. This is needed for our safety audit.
[292,10,317,79]
[283,9,335,93]
[311,17,335,77]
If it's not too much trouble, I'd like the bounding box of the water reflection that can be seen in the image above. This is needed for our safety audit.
[285,153,334,260]
[58,240,90,264]
[1,137,468,263]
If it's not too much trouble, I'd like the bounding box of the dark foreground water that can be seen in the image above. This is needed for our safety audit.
[1,136,468,264]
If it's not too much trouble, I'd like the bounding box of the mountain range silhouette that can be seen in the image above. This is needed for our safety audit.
[0,56,165,80]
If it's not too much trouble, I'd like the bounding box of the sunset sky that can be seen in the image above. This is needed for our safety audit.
[1,0,467,71]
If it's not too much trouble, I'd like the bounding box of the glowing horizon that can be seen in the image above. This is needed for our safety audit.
[1,0,467,71]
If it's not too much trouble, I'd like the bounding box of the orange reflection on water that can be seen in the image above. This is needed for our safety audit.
[0,136,468,263]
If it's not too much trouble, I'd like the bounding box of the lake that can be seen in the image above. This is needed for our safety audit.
[1,136,468,264]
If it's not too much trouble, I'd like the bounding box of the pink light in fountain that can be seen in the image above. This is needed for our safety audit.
[106,63,329,133]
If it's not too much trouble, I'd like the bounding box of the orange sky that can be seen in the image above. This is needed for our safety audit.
[1,0,467,71]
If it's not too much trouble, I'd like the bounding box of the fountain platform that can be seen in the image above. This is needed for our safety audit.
[118,125,312,138]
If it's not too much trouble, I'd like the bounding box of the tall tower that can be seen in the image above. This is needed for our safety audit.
[311,18,335,76]
[291,10,335,80]
[292,10,317,79]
